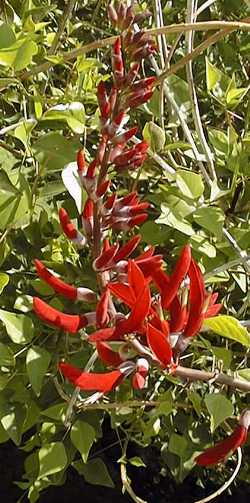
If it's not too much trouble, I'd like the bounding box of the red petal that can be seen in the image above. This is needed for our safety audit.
[128,259,146,297]
[96,289,110,327]
[150,267,169,292]
[114,284,151,337]
[162,245,191,309]
[33,297,85,333]
[146,323,172,367]
[169,296,188,333]
[94,243,119,270]
[96,341,123,367]
[184,258,206,338]
[132,372,146,390]
[195,425,248,466]
[114,235,141,263]
[59,362,123,392]
[108,282,136,307]
[204,304,222,318]
[88,327,116,342]
[34,259,77,300]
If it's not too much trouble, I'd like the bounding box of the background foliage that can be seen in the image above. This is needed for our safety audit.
[0,1,249,502]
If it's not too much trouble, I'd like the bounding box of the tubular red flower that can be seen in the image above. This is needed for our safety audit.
[96,289,110,328]
[97,81,110,120]
[96,341,124,367]
[114,235,141,263]
[195,425,248,466]
[59,362,124,392]
[113,283,151,338]
[59,208,86,246]
[169,296,188,333]
[112,127,138,145]
[161,245,192,309]
[96,180,110,198]
[146,323,172,367]
[34,259,77,300]
[88,327,116,343]
[33,297,87,333]
[93,243,119,271]
[108,283,136,307]
[184,258,206,339]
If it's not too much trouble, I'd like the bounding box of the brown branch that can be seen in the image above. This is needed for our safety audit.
[48,0,77,56]
[19,19,250,81]
[175,365,250,392]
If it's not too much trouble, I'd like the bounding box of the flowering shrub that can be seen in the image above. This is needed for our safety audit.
[0,1,250,502]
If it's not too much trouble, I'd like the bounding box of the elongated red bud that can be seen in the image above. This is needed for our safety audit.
[112,37,124,87]
[107,3,118,24]
[109,86,118,113]
[59,208,86,246]
[127,90,154,108]
[105,193,117,210]
[77,149,86,173]
[132,372,146,390]
[112,126,138,145]
[97,81,110,120]
[96,289,110,327]
[120,192,138,206]
[33,297,87,333]
[96,341,124,367]
[114,235,141,263]
[136,357,149,378]
[136,256,163,278]
[82,198,93,219]
[96,180,110,198]
[34,259,77,300]
[113,111,126,130]
[94,243,119,271]
[128,213,148,227]
[184,258,206,339]
[169,296,188,333]
[131,77,157,91]
[113,284,151,339]
[86,159,98,179]
[161,245,192,309]
[125,62,140,86]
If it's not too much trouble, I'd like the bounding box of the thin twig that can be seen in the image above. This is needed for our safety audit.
[185,0,217,180]
[120,439,148,503]
[196,0,217,17]
[19,20,250,81]
[48,0,77,56]
[0,139,23,158]
[194,447,242,503]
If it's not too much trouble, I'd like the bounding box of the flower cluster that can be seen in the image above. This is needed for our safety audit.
[31,0,249,470]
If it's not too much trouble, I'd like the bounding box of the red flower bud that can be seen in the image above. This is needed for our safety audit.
[114,235,141,263]
[77,149,86,173]
[93,243,119,271]
[96,289,110,328]
[96,180,110,198]
[59,362,124,392]
[33,297,88,333]
[59,208,86,246]
[34,259,77,300]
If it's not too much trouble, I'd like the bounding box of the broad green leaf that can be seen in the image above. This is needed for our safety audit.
[205,393,233,432]
[0,39,38,71]
[176,170,204,199]
[42,402,67,423]
[203,315,250,347]
[33,132,81,172]
[0,272,9,294]
[188,391,202,416]
[157,205,194,236]
[0,342,15,366]
[42,102,85,134]
[0,23,16,49]
[70,420,96,463]
[13,119,37,148]
[169,433,187,458]
[0,309,34,344]
[26,347,51,395]
[193,207,224,238]
[206,58,222,91]
[238,369,250,381]
[0,402,26,444]
[0,170,31,230]
[38,442,67,479]
[73,458,114,487]
[143,121,165,152]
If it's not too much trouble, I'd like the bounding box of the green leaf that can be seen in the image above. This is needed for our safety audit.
[129,456,146,467]
[0,309,34,344]
[238,369,250,381]
[157,205,194,236]
[206,58,222,91]
[0,402,26,445]
[203,315,250,347]
[70,420,96,463]
[205,393,233,432]
[176,170,204,199]
[33,132,81,173]
[0,23,16,49]
[42,102,85,134]
[0,170,31,230]
[188,391,202,416]
[169,433,188,458]
[143,122,165,152]
[26,346,51,396]
[38,442,67,479]
[0,342,15,366]
[0,272,9,294]
[0,39,38,70]
[193,207,224,238]
[73,458,114,487]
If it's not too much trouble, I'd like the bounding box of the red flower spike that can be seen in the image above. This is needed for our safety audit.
[77,149,86,173]
[161,245,192,309]
[184,258,206,339]
[146,323,172,367]
[94,243,119,271]
[59,362,124,392]
[96,289,110,328]
[96,341,124,367]
[33,297,87,333]
[114,235,141,263]
[108,283,136,307]
[195,425,248,466]
[34,259,77,300]
[88,327,116,343]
